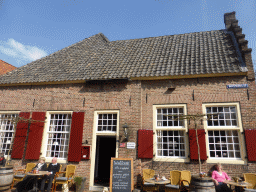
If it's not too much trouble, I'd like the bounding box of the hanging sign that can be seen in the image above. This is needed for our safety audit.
[127,142,136,149]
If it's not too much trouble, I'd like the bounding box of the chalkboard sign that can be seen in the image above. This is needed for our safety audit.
[110,158,134,192]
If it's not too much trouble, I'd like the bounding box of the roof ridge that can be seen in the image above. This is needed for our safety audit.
[112,29,225,42]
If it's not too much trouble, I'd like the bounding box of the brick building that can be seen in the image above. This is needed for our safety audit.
[0,12,255,191]
[0,60,16,75]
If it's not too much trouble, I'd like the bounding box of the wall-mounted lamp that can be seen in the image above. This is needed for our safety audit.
[123,123,129,141]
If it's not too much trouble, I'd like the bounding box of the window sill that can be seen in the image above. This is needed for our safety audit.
[153,157,189,163]
[45,158,67,164]
[206,158,247,165]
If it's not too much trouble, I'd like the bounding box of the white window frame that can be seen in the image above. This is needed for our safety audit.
[0,111,20,159]
[203,102,247,165]
[153,104,189,163]
[40,111,73,164]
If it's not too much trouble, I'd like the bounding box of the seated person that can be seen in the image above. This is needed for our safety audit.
[15,157,47,192]
[212,163,232,192]
[0,152,6,167]
[40,157,60,192]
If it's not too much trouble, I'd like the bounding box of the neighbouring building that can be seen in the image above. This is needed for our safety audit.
[0,12,255,191]
[0,60,16,75]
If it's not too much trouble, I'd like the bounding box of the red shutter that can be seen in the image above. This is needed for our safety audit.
[189,129,207,160]
[11,112,30,159]
[244,129,256,161]
[138,130,153,158]
[68,112,84,162]
[25,112,45,160]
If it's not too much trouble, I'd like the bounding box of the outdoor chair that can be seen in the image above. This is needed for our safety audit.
[165,170,181,192]
[54,164,76,192]
[142,169,158,192]
[179,170,191,191]
[243,173,256,191]
[11,163,36,189]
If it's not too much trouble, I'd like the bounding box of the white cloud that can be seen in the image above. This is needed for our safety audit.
[0,38,48,64]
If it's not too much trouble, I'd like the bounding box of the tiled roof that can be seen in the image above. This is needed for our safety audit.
[0,60,16,75]
[0,30,247,85]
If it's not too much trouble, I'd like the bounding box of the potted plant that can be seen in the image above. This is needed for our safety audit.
[74,176,86,192]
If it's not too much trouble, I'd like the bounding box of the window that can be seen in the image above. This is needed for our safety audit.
[153,104,189,162]
[157,108,184,127]
[206,106,237,127]
[0,113,18,156]
[208,130,240,158]
[156,130,185,157]
[203,103,246,164]
[44,113,72,160]
[97,113,117,132]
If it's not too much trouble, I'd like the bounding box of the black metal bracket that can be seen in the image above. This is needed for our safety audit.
[83,98,85,107]
[33,99,35,108]
[192,90,194,101]
[129,96,131,106]
[146,93,147,103]
[247,89,250,100]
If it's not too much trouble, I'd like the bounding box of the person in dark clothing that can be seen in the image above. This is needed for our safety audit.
[0,152,6,167]
[40,157,60,192]
[15,157,47,192]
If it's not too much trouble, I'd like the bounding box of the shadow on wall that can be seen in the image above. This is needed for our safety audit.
[79,79,128,93]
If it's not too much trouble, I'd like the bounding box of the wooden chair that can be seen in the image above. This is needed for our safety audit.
[180,171,191,191]
[142,169,158,192]
[243,173,256,191]
[54,164,76,192]
[165,170,181,192]
[11,163,36,189]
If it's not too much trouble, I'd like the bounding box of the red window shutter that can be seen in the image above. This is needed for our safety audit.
[244,129,256,161]
[188,129,207,160]
[68,112,84,162]
[138,130,153,158]
[11,112,30,159]
[25,112,45,160]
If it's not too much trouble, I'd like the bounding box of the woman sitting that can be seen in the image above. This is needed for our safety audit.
[15,157,47,192]
[212,163,232,192]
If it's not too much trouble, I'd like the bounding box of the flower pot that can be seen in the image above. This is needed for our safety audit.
[75,177,86,192]
[0,166,14,191]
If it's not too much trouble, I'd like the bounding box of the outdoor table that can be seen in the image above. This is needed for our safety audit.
[224,180,253,192]
[145,178,170,192]
[25,171,49,192]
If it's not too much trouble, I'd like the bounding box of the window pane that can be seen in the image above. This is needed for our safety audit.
[156,130,185,158]
[46,114,71,159]
[97,113,117,132]
[206,106,238,127]
[208,130,240,159]
[156,107,184,127]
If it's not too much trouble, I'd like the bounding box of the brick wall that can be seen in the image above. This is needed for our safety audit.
[0,75,256,191]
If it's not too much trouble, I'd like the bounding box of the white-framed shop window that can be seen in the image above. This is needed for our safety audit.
[203,102,246,164]
[153,104,189,162]
[41,111,72,163]
[0,112,19,157]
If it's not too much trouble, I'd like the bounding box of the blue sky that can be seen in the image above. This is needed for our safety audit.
[0,0,255,69]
